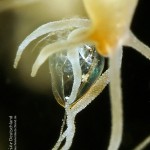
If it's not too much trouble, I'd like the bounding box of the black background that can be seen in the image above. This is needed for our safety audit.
[0,0,150,150]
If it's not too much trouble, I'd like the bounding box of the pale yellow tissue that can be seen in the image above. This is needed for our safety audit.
[83,0,138,56]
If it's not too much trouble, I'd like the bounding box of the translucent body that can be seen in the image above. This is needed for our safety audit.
[12,1,150,150]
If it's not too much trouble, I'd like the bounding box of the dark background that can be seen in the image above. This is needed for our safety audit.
[0,0,150,150]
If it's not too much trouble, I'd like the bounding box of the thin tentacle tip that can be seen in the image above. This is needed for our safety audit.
[13,63,17,69]
[31,65,39,77]
[31,58,46,77]
[13,58,19,69]
[13,53,22,68]
[31,70,36,77]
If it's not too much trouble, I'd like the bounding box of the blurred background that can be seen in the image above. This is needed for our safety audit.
[0,0,150,150]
